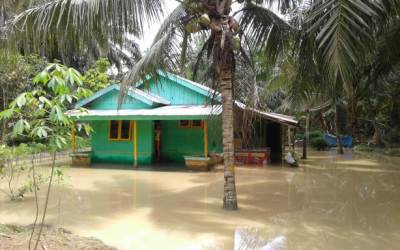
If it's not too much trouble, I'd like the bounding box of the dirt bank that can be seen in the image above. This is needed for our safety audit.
[0,224,115,250]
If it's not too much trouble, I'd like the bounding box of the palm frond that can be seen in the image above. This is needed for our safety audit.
[370,18,400,84]
[192,37,212,81]
[121,27,181,92]
[121,3,192,94]
[251,0,300,14]
[108,38,142,70]
[152,3,185,44]
[240,2,294,65]
[306,0,382,86]
[6,0,164,63]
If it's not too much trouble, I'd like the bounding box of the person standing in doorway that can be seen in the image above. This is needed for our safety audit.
[154,122,161,161]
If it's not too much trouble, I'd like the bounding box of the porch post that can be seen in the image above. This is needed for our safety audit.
[71,123,76,153]
[287,126,291,151]
[204,120,208,157]
[133,121,138,167]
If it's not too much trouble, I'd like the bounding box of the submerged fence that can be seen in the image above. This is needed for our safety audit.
[1,148,90,168]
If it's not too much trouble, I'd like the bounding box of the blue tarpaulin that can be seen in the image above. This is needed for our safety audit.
[324,133,353,148]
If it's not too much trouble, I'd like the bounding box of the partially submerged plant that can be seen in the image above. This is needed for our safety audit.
[0,144,66,201]
[0,63,90,204]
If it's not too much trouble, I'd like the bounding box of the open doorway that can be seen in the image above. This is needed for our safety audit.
[266,122,282,163]
[154,120,162,162]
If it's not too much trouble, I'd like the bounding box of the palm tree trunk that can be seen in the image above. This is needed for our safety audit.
[220,66,238,210]
[372,120,384,146]
[319,112,328,132]
[349,99,360,144]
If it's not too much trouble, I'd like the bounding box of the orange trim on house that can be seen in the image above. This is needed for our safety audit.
[204,120,208,157]
[71,123,76,153]
[108,120,132,141]
[178,120,204,129]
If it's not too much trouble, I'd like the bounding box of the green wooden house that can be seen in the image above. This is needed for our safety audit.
[68,72,298,166]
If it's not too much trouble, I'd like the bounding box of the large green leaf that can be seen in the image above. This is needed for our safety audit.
[15,93,26,108]
[0,109,14,120]
[38,96,52,107]
[14,119,25,134]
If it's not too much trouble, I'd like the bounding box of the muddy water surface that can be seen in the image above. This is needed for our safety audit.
[1,150,400,249]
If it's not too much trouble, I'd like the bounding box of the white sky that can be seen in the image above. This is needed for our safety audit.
[138,0,179,51]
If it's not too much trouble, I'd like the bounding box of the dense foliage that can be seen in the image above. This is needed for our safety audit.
[83,58,112,92]
[0,62,93,201]
[0,54,111,145]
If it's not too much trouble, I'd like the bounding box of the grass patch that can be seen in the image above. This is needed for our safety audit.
[0,224,24,233]
[355,144,400,157]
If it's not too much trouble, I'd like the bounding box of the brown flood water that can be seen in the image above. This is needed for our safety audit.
[1,149,400,249]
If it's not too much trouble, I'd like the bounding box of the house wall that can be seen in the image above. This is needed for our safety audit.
[248,119,283,162]
[233,109,283,163]
[90,120,154,165]
[142,76,210,105]
[160,118,222,163]
[89,90,151,110]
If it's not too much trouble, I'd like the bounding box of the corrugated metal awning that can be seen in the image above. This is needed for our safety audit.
[234,101,299,127]
[67,105,222,121]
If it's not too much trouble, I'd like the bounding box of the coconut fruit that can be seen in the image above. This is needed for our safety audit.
[199,13,211,26]
[232,36,241,51]
[185,19,201,33]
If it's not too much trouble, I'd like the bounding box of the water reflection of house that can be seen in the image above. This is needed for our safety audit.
[68,72,298,167]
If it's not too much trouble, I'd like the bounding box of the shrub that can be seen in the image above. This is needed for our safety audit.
[295,131,304,140]
[354,144,374,152]
[310,136,329,150]
[355,144,400,157]
[309,130,324,140]
[296,130,324,141]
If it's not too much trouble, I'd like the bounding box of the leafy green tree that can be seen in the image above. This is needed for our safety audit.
[0,62,91,249]
[83,58,112,92]
[1,63,91,143]
[0,50,47,143]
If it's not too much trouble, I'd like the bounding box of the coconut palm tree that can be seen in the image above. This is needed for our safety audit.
[120,0,298,210]
[5,0,400,208]
[257,0,400,152]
